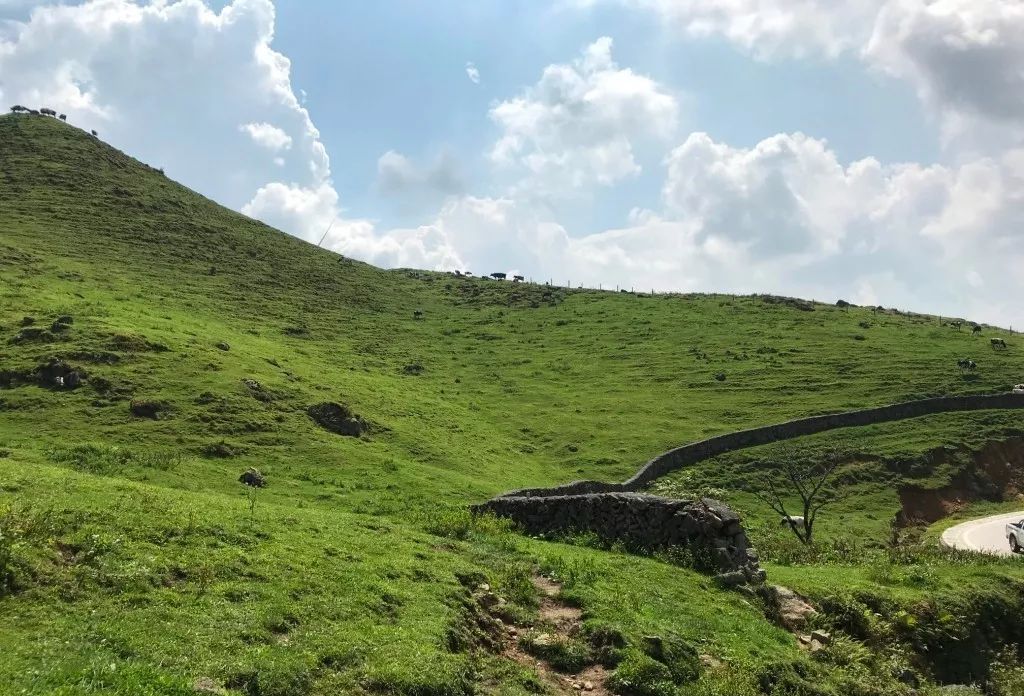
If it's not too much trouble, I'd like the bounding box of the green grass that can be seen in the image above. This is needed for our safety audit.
[3,113,1024,694]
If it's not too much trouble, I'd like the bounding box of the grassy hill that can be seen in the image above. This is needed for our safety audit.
[3,113,1024,696]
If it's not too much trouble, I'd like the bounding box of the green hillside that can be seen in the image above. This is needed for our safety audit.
[3,114,1024,695]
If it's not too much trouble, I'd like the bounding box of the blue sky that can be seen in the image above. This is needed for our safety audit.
[273,1,940,232]
[1,1,1022,327]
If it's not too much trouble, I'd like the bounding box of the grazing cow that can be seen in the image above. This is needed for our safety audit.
[780,515,807,531]
[59,114,66,121]
[957,358,977,372]
[28,109,40,115]
[9,105,26,113]
[972,324,983,335]
[40,108,55,116]
[413,309,424,320]
[513,274,525,282]
[992,338,1008,350]
[463,271,472,276]
[490,272,507,280]
[453,270,462,276]
[951,321,963,332]
[90,129,98,137]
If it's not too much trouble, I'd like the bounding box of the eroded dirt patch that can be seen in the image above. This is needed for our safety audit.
[483,573,611,695]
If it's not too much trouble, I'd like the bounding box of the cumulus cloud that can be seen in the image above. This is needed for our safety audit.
[489,36,679,194]
[376,149,464,200]
[585,1,1024,149]
[239,121,293,151]
[465,61,480,84]
[865,0,1024,147]
[0,0,459,266]
[576,0,882,59]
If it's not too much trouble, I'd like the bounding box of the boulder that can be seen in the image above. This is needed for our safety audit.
[238,467,267,488]
[307,402,368,437]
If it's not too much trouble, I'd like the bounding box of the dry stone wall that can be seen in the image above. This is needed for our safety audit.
[475,393,1024,582]
[473,493,764,583]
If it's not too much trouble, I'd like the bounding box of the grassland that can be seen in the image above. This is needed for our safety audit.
[3,113,1024,695]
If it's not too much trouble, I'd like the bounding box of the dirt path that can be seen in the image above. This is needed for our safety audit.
[499,574,611,695]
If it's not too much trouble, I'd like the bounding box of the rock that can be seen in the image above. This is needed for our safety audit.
[582,682,594,691]
[768,585,816,630]
[34,358,83,390]
[714,571,747,588]
[307,402,368,437]
[238,467,267,488]
[215,342,230,351]
[810,629,831,645]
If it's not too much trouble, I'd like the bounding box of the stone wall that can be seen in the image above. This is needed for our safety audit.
[474,393,1024,582]
[473,493,763,583]
[496,393,1024,499]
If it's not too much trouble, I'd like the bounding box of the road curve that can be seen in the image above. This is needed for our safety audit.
[940,511,1024,557]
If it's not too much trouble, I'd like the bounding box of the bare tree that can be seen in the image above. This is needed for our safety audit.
[754,450,845,545]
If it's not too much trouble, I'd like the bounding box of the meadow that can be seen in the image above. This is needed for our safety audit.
[3,113,1024,695]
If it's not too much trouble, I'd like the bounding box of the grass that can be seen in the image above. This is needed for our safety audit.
[2,113,1024,694]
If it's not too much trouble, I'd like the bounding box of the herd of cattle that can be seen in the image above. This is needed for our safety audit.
[9,105,98,137]
[453,270,526,282]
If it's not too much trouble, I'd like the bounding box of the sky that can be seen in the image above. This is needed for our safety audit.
[1,0,1022,327]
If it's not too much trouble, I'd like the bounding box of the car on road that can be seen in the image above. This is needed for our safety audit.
[1006,519,1024,552]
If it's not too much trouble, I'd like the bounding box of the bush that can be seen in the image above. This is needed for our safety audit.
[608,651,678,696]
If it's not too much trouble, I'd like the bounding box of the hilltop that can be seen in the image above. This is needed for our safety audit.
[2,113,1024,695]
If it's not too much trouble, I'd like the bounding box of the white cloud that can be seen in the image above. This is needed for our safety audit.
[864,0,1024,148]
[489,36,679,193]
[376,149,464,199]
[587,1,1024,150]
[578,0,882,59]
[465,61,480,84]
[239,121,292,151]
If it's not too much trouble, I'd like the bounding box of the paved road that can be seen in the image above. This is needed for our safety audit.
[941,511,1024,557]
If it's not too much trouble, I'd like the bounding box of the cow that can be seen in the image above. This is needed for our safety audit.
[59,114,66,121]
[9,105,26,113]
[951,321,963,332]
[490,272,507,280]
[90,129,98,137]
[513,275,525,282]
[972,324,983,335]
[957,358,977,372]
[28,109,40,115]
[780,515,807,531]
[40,108,55,117]
[992,338,1008,350]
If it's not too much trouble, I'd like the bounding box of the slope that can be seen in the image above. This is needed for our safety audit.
[3,113,1024,695]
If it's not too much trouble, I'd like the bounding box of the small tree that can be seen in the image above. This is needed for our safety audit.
[754,449,845,545]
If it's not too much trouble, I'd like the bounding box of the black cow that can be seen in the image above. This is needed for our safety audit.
[991,338,1008,350]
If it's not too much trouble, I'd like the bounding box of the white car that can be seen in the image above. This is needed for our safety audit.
[1008,520,1024,552]
[1013,384,1024,394]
